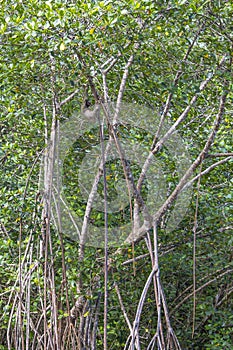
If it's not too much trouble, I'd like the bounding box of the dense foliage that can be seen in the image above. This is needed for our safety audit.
[0,1,232,349]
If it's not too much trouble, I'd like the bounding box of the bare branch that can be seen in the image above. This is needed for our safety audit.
[206,152,233,157]
[113,43,140,122]
[126,77,229,243]
[151,22,205,149]
[184,156,232,190]
[114,282,133,332]
[130,264,158,349]
[60,88,80,107]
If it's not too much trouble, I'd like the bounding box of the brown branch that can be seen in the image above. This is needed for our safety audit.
[206,152,233,158]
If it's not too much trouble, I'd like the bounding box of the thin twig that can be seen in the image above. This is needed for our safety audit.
[192,162,203,338]
[99,113,109,350]
[171,268,233,315]
[114,282,133,332]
